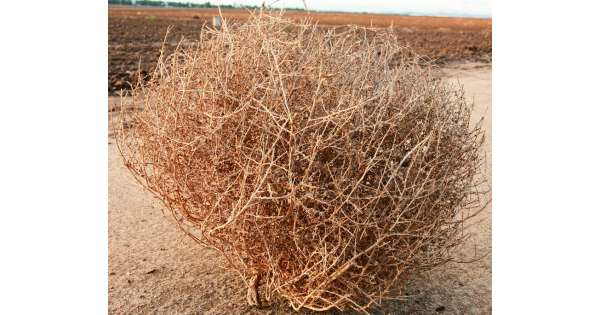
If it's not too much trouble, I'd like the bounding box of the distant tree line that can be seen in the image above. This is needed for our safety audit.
[108,0,306,11]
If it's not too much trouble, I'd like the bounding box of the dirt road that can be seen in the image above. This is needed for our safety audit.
[108,63,492,314]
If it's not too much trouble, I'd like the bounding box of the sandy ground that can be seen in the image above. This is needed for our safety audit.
[108,63,491,314]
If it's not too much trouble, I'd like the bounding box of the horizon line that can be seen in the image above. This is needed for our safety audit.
[109,3,492,19]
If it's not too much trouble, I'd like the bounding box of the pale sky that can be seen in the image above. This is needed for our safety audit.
[189,0,491,18]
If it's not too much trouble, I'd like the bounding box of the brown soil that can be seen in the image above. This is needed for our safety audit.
[108,6,491,95]
[108,63,491,314]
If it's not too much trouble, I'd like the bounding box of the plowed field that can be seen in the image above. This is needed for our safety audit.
[108,6,491,95]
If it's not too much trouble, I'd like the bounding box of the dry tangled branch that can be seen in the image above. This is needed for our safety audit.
[116,11,487,313]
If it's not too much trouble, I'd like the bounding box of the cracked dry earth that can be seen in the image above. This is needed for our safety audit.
[108,63,492,314]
